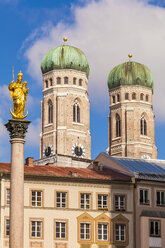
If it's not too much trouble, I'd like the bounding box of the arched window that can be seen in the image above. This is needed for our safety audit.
[73,77,76,85]
[116,114,121,137]
[79,79,82,86]
[140,116,147,135]
[64,77,68,84]
[125,93,129,100]
[50,78,53,86]
[146,95,149,102]
[132,93,136,100]
[117,94,120,102]
[112,96,115,104]
[140,93,144,101]
[73,100,80,123]
[57,77,61,84]
[45,80,48,88]
[48,100,53,124]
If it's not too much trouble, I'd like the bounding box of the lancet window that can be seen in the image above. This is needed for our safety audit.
[116,114,121,137]
[48,100,53,124]
[73,100,80,123]
[140,116,147,135]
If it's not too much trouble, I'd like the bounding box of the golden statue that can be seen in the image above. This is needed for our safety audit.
[8,70,29,119]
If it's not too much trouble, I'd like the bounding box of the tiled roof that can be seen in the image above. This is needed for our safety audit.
[0,163,131,181]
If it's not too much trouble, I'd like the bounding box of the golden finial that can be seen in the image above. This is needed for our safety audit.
[63,37,68,42]
[17,70,23,78]
[128,53,132,59]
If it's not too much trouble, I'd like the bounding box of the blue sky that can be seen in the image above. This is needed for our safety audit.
[0,0,165,162]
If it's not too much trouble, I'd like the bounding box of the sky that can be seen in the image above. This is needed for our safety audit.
[0,0,165,162]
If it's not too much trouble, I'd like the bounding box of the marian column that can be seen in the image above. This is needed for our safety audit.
[5,71,30,248]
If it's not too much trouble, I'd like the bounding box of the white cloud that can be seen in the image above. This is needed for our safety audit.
[26,118,41,147]
[24,0,165,121]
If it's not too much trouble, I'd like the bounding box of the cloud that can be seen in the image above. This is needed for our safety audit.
[26,118,41,147]
[24,0,165,121]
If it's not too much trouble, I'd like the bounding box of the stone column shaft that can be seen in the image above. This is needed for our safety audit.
[10,138,25,248]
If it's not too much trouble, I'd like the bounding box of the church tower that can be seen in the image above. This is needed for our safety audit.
[37,38,91,166]
[107,55,157,159]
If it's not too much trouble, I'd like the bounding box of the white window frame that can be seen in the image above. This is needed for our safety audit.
[31,191,42,207]
[31,220,42,238]
[150,220,161,237]
[56,192,67,208]
[98,194,108,209]
[6,188,10,205]
[5,219,10,236]
[115,195,125,210]
[80,222,91,240]
[98,223,108,241]
[140,189,149,205]
[80,193,91,209]
[115,223,125,242]
[156,191,165,206]
[55,221,66,239]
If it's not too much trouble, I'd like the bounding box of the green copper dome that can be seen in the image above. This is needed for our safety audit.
[108,61,154,90]
[41,44,90,77]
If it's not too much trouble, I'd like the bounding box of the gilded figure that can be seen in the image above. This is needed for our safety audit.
[8,70,29,119]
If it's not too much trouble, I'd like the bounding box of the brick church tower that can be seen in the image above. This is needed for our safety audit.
[107,55,157,159]
[35,38,91,167]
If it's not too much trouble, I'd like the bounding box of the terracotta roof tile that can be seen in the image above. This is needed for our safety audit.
[0,163,131,181]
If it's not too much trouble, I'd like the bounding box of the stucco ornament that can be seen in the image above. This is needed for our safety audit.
[8,70,29,119]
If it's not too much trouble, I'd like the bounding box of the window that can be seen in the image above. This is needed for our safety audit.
[80,193,91,209]
[31,220,43,238]
[98,194,108,209]
[125,93,129,100]
[132,92,136,100]
[5,218,10,236]
[156,191,165,206]
[115,195,125,211]
[117,94,120,102]
[73,100,80,123]
[73,77,76,85]
[64,77,68,84]
[55,221,66,239]
[146,95,149,101]
[140,189,149,205]
[31,191,42,207]
[80,223,91,240]
[140,93,144,100]
[50,78,53,86]
[150,220,161,237]
[79,79,82,86]
[57,77,61,84]
[112,95,115,103]
[115,224,125,241]
[116,114,121,137]
[140,116,147,135]
[48,100,53,124]
[98,223,108,241]
[56,192,67,208]
[6,188,10,205]
[45,80,48,88]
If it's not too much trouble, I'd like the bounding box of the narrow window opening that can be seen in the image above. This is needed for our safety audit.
[73,100,80,123]
[57,77,61,84]
[146,95,149,102]
[132,92,136,100]
[48,100,53,124]
[140,93,144,100]
[140,116,147,135]
[45,80,48,88]
[50,78,53,86]
[64,77,68,84]
[79,79,82,86]
[73,77,76,85]
[112,96,115,104]
[125,93,129,100]
[116,114,121,137]
[117,94,120,102]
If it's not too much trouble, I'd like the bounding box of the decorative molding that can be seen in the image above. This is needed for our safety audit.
[5,119,30,139]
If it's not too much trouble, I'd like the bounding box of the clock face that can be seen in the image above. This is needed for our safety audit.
[43,143,53,157]
[45,146,51,157]
[72,143,85,158]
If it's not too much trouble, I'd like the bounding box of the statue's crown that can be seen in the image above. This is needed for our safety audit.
[17,70,23,77]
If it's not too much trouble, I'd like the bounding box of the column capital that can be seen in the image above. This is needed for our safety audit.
[5,119,31,139]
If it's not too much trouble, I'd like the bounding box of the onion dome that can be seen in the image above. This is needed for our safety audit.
[41,38,90,77]
[107,56,154,90]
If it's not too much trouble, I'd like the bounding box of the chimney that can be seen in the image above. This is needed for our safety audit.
[25,157,33,167]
